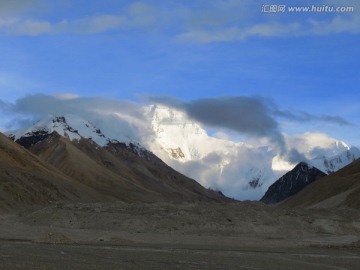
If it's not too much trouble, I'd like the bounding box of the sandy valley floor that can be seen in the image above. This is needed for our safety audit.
[1,201,360,269]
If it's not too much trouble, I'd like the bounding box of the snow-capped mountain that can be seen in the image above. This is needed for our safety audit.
[9,115,108,146]
[3,117,230,205]
[260,148,360,205]
[273,134,359,174]
[9,114,142,147]
[142,105,359,199]
[7,114,151,159]
[143,105,278,198]
[144,105,243,162]
[284,132,350,159]
[310,147,360,174]
[6,106,359,200]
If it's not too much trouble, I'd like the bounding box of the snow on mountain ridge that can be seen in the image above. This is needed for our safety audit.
[143,105,279,198]
[8,114,145,149]
[5,106,357,200]
[9,114,110,146]
[142,105,357,199]
[284,132,349,159]
[145,105,247,162]
[310,147,360,174]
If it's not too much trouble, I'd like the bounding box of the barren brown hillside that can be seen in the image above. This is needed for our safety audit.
[19,132,229,203]
[0,133,103,212]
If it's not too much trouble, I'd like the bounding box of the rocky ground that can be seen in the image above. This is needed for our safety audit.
[1,201,360,269]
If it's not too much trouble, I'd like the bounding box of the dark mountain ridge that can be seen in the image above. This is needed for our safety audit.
[260,162,326,204]
[281,158,360,208]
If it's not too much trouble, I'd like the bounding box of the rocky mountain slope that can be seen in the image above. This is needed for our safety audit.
[0,132,105,212]
[260,162,326,204]
[4,115,229,209]
[281,158,360,209]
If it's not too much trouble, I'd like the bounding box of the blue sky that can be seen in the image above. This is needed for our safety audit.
[0,0,359,146]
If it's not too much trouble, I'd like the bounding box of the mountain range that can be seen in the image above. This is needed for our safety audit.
[1,116,230,211]
[5,109,360,201]
[143,106,360,199]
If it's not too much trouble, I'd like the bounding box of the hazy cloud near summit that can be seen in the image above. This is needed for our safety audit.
[147,95,352,162]
[147,96,280,137]
[7,94,143,117]
[274,109,352,126]
[0,94,148,142]
[1,93,352,135]
[148,95,352,131]
[0,93,352,162]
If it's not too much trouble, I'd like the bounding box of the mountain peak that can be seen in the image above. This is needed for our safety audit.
[9,114,109,147]
[260,161,326,204]
[52,115,66,123]
[296,161,313,169]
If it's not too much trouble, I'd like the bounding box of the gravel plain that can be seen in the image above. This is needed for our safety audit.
[1,201,360,269]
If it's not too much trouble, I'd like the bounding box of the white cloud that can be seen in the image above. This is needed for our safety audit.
[179,15,360,43]
[0,2,159,36]
[53,93,80,100]
[66,15,126,34]
[177,0,360,42]
[213,131,231,141]
[0,1,358,39]
[284,132,349,158]
[161,144,278,200]
[308,15,360,35]
[179,23,302,42]
[13,19,52,35]
[0,18,18,27]
[246,23,301,37]
[0,15,126,36]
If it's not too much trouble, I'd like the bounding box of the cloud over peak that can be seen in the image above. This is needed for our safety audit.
[0,93,353,159]
[149,96,279,137]
[147,95,351,142]
[146,95,353,164]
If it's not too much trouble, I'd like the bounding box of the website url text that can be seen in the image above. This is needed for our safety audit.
[261,5,354,13]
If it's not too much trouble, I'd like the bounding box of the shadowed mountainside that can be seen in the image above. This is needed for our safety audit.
[281,158,360,208]
[260,162,326,204]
